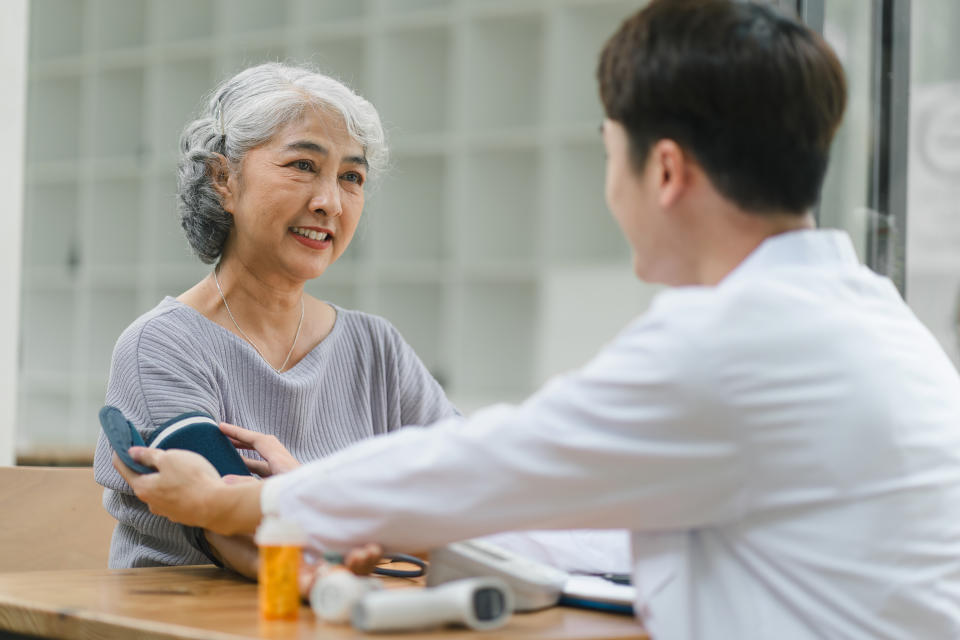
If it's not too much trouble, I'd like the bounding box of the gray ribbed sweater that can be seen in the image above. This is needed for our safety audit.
[92,297,457,568]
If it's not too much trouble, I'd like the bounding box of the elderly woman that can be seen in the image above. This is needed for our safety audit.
[93,62,457,571]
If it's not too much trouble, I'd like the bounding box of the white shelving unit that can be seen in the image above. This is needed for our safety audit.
[19,0,657,456]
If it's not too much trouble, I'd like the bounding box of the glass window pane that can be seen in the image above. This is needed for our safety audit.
[905,0,960,366]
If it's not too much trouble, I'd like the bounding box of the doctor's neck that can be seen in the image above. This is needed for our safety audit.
[693,203,815,287]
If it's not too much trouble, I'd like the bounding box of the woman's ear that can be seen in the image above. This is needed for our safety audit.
[208,153,236,213]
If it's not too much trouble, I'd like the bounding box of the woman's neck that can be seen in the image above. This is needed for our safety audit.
[213,257,304,323]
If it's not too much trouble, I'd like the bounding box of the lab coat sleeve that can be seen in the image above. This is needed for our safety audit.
[264,299,746,552]
[476,529,634,574]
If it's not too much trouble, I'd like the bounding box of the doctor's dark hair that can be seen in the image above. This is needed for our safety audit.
[177,62,388,264]
[597,0,846,215]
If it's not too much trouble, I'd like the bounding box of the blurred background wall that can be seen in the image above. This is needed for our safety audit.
[12,0,960,462]
[1,0,28,466]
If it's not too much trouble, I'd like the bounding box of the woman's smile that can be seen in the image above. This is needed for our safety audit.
[290,226,333,250]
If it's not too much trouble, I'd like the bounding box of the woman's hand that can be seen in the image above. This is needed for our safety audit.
[219,422,301,477]
[113,448,222,529]
[114,447,263,535]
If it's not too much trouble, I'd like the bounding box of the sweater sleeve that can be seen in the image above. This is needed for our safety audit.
[382,320,460,428]
[92,312,224,567]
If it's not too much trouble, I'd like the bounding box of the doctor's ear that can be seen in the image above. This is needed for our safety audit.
[650,140,691,209]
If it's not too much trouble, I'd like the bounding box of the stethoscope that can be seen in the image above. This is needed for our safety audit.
[373,552,428,578]
[323,551,427,579]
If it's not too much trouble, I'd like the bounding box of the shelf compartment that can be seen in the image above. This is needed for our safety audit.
[154,57,216,157]
[85,287,141,376]
[155,263,214,298]
[28,0,85,61]
[549,2,636,125]
[92,68,146,159]
[219,44,290,79]
[305,281,358,311]
[290,0,368,24]
[86,178,142,269]
[339,214,369,265]
[462,16,543,130]
[455,279,536,395]
[152,0,215,43]
[23,181,81,272]
[16,388,74,452]
[536,265,661,383]
[464,1,542,20]
[26,76,83,162]
[317,240,363,282]
[219,0,288,34]
[304,35,367,96]
[459,148,539,264]
[367,153,446,262]
[373,280,445,381]
[545,141,629,265]
[147,174,197,266]
[20,289,76,374]
[90,0,147,52]
[381,0,452,14]
[374,27,450,136]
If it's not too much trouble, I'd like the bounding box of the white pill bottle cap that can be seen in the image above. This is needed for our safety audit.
[255,516,306,546]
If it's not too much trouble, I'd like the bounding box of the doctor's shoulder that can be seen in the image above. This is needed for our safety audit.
[581,286,723,376]
[583,281,806,380]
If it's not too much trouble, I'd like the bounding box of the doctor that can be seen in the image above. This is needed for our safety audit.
[116,0,960,637]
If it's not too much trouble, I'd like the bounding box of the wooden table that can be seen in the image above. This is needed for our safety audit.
[0,566,649,639]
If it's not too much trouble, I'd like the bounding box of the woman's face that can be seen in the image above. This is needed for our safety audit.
[219,108,367,283]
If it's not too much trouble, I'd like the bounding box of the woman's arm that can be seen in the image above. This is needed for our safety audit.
[114,448,262,535]
[203,531,259,578]
[382,322,460,427]
[94,314,226,567]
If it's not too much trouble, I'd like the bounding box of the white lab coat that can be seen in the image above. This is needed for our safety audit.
[264,230,960,639]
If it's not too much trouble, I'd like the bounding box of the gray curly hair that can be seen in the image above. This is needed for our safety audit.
[177,62,388,264]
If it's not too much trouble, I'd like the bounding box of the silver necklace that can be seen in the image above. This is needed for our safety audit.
[213,266,304,374]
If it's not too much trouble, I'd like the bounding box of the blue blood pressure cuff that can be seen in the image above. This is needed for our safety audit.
[98,405,252,477]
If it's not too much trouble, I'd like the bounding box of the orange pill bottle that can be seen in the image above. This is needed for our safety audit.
[255,516,306,620]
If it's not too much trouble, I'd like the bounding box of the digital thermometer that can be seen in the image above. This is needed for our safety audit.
[351,577,513,633]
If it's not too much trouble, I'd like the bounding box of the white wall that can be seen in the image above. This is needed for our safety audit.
[0,0,28,465]
[536,265,661,387]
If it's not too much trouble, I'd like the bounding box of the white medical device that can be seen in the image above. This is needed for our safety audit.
[309,570,383,624]
[351,577,513,633]
[426,539,570,612]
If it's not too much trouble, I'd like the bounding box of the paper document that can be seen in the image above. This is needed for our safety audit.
[560,575,636,615]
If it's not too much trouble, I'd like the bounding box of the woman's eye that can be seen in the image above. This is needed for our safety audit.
[341,171,364,185]
[293,160,313,172]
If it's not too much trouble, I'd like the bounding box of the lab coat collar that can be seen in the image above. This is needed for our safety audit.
[720,229,860,286]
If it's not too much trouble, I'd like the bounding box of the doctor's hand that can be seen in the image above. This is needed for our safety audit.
[299,543,385,599]
[219,422,301,477]
[113,447,223,529]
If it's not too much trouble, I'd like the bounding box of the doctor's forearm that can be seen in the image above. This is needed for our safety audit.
[262,409,624,551]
